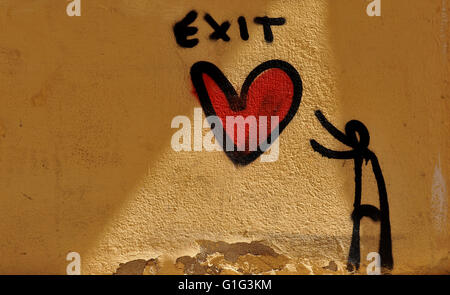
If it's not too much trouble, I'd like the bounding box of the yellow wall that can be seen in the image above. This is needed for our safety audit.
[0,0,448,274]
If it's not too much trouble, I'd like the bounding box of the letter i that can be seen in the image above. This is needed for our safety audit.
[238,16,249,41]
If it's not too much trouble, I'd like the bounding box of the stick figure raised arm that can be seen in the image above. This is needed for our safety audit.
[314,110,353,146]
[310,110,356,160]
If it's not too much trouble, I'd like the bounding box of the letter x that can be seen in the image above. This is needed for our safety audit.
[204,14,231,42]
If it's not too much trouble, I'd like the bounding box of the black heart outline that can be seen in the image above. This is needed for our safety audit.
[190,60,303,165]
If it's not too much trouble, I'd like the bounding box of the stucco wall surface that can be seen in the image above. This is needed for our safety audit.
[0,0,448,274]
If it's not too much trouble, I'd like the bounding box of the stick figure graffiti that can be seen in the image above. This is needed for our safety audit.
[310,110,394,272]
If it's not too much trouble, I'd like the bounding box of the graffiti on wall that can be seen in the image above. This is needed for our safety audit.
[173,10,286,48]
[310,110,393,271]
[173,11,394,273]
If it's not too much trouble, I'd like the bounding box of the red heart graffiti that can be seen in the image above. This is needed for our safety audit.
[191,60,303,165]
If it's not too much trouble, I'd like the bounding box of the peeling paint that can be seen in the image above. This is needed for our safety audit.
[114,259,148,275]
[175,241,290,275]
[114,241,352,275]
[114,258,159,275]
[323,260,338,272]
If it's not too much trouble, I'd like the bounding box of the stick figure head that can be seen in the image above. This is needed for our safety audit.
[345,120,370,149]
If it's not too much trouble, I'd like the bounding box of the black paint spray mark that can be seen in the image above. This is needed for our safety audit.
[310,110,393,272]
[204,14,231,42]
[254,16,286,43]
[173,10,199,48]
[238,16,249,41]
